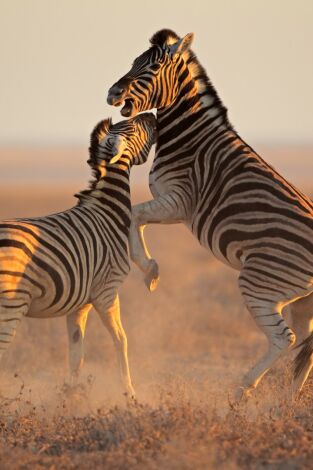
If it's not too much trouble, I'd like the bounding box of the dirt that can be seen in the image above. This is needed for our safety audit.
[0,181,312,469]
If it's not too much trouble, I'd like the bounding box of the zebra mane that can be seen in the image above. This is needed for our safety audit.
[150,29,233,129]
[89,118,112,165]
[150,28,180,47]
[87,117,112,175]
[75,118,112,202]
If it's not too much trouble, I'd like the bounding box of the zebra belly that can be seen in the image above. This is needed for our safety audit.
[26,297,90,318]
[192,217,313,300]
[192,224,244,270]
[26,268,93,318]
[186,209,242,270]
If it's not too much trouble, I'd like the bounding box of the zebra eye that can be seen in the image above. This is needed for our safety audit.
[150,63,161,72]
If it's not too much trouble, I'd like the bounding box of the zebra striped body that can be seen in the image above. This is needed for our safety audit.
[0,113,156,394]
[107,29,313,397]
[0,206,125,319]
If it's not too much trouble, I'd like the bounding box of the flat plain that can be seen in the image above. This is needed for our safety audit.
[0,147,312,469]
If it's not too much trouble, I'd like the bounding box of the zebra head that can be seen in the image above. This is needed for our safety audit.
[89,113,157,173]
[107,29,194,117]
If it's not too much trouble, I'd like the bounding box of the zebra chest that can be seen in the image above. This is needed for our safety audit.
[149,170,168,198]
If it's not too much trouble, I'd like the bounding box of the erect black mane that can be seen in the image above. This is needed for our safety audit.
[150,28,179,47]
[88,118,112,169]
[75,118,113,203]
[186,51,233,130]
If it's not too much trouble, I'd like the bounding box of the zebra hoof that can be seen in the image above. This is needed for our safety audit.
[144,260,160,292]
[123,387,136,402]
[233,386,253,403]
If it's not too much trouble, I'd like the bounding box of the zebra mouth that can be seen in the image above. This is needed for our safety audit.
[113,99,123,107]
[121,99,135,117]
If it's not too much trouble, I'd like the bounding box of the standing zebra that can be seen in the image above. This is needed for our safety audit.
[0,112,156,396]
[107,29,313,397]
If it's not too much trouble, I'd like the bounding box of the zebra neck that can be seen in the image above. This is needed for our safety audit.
[157,64,231,152]
[75,165,131,216]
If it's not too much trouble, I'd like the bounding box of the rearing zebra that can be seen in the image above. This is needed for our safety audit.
[0,112,156,396]
[107,29,313,397]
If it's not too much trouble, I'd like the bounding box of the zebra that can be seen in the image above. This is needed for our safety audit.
[107,29,313,398]
[0,112,157,397]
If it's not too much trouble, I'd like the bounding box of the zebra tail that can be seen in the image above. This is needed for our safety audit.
[293,331,313,379]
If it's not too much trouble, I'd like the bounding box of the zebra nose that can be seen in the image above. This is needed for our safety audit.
[107,85,126,105]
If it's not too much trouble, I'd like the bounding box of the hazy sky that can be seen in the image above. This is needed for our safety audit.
[1,0,313,146]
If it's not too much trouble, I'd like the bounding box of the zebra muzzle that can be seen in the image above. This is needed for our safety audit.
[107,89,124,106]
[107,81,130,106]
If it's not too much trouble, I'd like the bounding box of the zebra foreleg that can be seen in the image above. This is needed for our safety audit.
[66,304,92,386]
[130,194,186,291]
[93,292,135,398]
[287,295,313,396]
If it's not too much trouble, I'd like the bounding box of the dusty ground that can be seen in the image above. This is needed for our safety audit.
[0,162,312,469]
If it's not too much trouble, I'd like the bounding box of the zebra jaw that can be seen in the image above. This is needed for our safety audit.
[121,99,136,117]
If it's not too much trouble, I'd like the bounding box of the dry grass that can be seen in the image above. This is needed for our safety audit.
[0,376,312,469]
[0,182,312,469]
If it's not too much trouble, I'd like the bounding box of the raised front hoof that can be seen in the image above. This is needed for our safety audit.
[144,260,160,292]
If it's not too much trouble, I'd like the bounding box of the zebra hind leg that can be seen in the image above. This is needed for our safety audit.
[0,300,29,370]
[66,304,92,387]
[238,275,296,399]
[238,302,295,399]
[288,294,313,396]
[93,292,135,398]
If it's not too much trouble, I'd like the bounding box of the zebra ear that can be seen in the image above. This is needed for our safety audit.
[168,32,194,57]
[109,136,126,164]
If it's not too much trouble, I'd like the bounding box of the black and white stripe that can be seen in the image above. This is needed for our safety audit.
[0,112,156,395]
[107,29,313,397]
